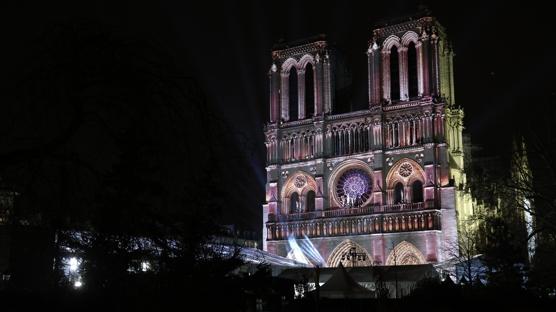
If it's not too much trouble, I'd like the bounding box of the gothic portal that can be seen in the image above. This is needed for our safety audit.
[263,16,471,267]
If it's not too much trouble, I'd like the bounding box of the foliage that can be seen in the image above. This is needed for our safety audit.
[0,20,250,308]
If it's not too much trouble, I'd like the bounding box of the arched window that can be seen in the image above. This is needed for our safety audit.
[305,63,314,118]
[289,68,298,121]
[394,182,404,204]
[290,192,300,213]
[390,46,400,101]
[412,180,423,203]
[306,190,316,212]
[408,42,418,98]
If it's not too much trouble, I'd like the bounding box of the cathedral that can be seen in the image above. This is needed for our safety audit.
[262,16,475,267]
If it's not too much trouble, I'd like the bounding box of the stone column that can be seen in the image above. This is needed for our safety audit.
[398,47,408,101]
[382,51,391,102]
[457,115,463,152]
[368,42,381,106]
[323,53,332,113]
[415,41,424,97]
[269,64,280,123]
[297,69,306,119]
[449,49,456,105]
[431,30,441,96]
[420,30,431,96]
[280,72,289,121]
[314,53,324,115]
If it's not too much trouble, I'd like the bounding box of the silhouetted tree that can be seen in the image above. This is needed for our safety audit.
[0,21,247,308]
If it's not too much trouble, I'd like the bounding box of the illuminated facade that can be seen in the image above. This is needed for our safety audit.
[263,16,472,267]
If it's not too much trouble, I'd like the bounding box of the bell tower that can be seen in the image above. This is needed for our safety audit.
[263,16,469,266]
[268,35,334,124]
[367,16,456,106]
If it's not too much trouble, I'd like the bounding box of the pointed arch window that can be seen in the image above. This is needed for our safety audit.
[394,182,404,204]
[290,192,300,213]
[390,46,400,101]
[412,180,423,203]
[288,67,298,121]
[305,63,314,118]
[408,42,418,98]
[306,190,316,212]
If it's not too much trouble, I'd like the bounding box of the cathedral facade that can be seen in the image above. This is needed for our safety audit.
[263,16,472,267]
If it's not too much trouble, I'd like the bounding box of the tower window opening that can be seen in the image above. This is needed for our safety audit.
[289,67,298,121]
[390,46,400,101]
[408,42,418,98]
[305,63,315,118]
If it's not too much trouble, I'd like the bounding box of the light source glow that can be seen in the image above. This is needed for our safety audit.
[141,261,151,272]
[69,257,79,272]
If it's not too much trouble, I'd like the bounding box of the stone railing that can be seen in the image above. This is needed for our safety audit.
[266,210,441,241]
[267,201,434,222]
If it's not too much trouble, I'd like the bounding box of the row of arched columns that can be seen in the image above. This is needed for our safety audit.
[269,29,447,122]
[329,124,372,156]
[384,114,432,148]
[270,130,324,163]
[265,111,444,164]
[266,212,440,240]
[368,30,440,105]
[269,52,333,123]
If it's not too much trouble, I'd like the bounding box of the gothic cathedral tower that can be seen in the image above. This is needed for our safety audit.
[263,16,468,267]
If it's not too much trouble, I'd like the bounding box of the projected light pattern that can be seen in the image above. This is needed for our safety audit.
[210,243,308,267]
[287,234,310,265]
[287,234,325,267]
[336,169,372,207]
[298,234,325,266]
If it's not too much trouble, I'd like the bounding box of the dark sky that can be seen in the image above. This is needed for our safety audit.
[3,0,555,232]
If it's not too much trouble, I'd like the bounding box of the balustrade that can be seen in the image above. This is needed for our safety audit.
[266,209,441,240]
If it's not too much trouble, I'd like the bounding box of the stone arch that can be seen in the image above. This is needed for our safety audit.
[385,158,425,189]
[297,54,315,70]
[386,241,426,265]
[281,171,318,214]
[327,239,373,267]
[328,159,374,208]
[400,31,420,47]
[281,57,298,73]
[382,35,401,52]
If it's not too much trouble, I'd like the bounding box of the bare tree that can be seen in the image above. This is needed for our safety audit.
[443,220,482,285]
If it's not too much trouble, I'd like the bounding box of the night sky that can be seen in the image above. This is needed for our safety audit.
[2,0,555,233]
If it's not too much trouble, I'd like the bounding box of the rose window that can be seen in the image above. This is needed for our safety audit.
[294,175,306,188]
[398,162,413,178]
[335,169,372,208]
